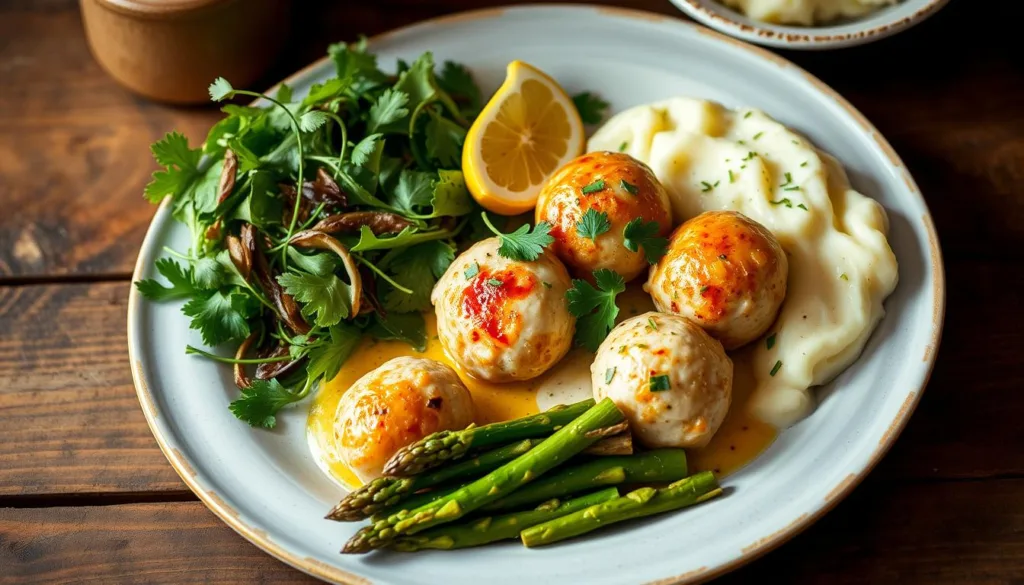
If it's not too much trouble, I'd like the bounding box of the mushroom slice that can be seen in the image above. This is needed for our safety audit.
[309,211,413,236]
[233,330,258,390]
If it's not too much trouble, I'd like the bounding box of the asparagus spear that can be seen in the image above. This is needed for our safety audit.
[520,471,723,548]
[382,398,597,476]
[326,438,543,522]
[341,397,624,554]
[390,487,621,551]
[481,448,688,513]
[367,432,641,523]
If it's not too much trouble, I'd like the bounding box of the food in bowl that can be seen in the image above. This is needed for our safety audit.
[717,0,901,25]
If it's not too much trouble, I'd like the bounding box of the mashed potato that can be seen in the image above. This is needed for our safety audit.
[589,97,898,427]
[719,0,900,26]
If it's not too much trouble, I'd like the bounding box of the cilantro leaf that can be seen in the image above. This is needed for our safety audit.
[350,133,383,167]
[192,257,224,290]
[182,289,254,346]
[576,209,611,241]
[277,272,351,328]
[383,241,455,313]
[572,91,610,125]
[208,77,235,101]
[368,312,428,352]
[481,213,554,262]
[306,324,362,384]
[623,218,669,264]
[144,132,202,203]
[328,40,388,92]
[229,379,300,429]
[390,169,435,214]
[298,110,329,132]
[367,88,410,133]
[393,52,464,126]
[437,61,482,117]
[135,258,196,301]
[286,249,338,277]
[424,109,466,167]
[566,269,626,352]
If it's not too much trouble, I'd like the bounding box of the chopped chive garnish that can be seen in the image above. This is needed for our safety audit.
[738,139,746,145]
[647,317,658,331]
[744,111,753,119]
[542,281,552,288]
[582,179,606,195]
[766,333,776,350]
[618,141,628,152]
[605,367,616,384]
[713,180,720,187]
[620,179,639,195]
[783,185,801,192]
[753,131,764,140]
[701,181,713,192]
[770,360,782,376]
[649,374,671,392]
[728,170,735,183]
[840,273,849,281]
[781,172,793,186]
[770,198,793,208]
[464,262,479,279]
[487,278,503,287]
[800,161,809,167]
[797,203,808,211]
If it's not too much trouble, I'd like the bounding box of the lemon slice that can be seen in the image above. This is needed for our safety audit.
[462,60,585,216]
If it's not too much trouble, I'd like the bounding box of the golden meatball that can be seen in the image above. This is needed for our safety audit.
[591,312,733,449]
[431,237,575,382]
[646,210,788,350]
[536,151,673,282]
[334,357,474,483]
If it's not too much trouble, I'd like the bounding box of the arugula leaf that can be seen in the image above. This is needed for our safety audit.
[228,378,300,429]
[306,324,362,384]
[383,241,455,313]
[390,169,435,214]
[135,258,196,301]
[429,170,474,218]
[350,133,383,167]
[437,61,482,117]
[182,289,255,346]
[192,257,224,290]
[277,272,351,328]
[144,132,203,203]
[572,92,610,125]
[367,88,410,133]
[482,212,554,261]
[576,209,611,241]
[565,269,626,352]
[622,219,669,264]
[424,109,466,167]
[351,225,454,252]
[368,312,428,352]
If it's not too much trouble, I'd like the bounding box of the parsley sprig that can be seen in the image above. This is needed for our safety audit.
[566,269,626,352]
[481,212,554,261]
[623,219,668,264]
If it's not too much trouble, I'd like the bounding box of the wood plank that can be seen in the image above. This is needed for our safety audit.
[0,258,1020,496]
[1,477,1022,584]
[0,282,184,495]
[1,0,1022,278]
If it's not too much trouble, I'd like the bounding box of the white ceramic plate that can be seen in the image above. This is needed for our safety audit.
[128,5,945,584]
[669,0,951,49]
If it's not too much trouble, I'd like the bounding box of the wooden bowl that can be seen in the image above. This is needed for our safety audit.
[80,0,292,104]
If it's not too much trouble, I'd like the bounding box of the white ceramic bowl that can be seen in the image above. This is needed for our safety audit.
[669,0,951,49]
[127,5,945,584]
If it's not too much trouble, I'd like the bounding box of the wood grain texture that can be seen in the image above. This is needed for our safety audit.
[0,282,184,495]
[1,478,1022,584]
[0,259,1020,498]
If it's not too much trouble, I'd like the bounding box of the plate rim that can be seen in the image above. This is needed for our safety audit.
[126,4,947,584]
[669,0,952,49]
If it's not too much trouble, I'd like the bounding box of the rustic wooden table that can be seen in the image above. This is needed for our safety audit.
[1,0,1022,583]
